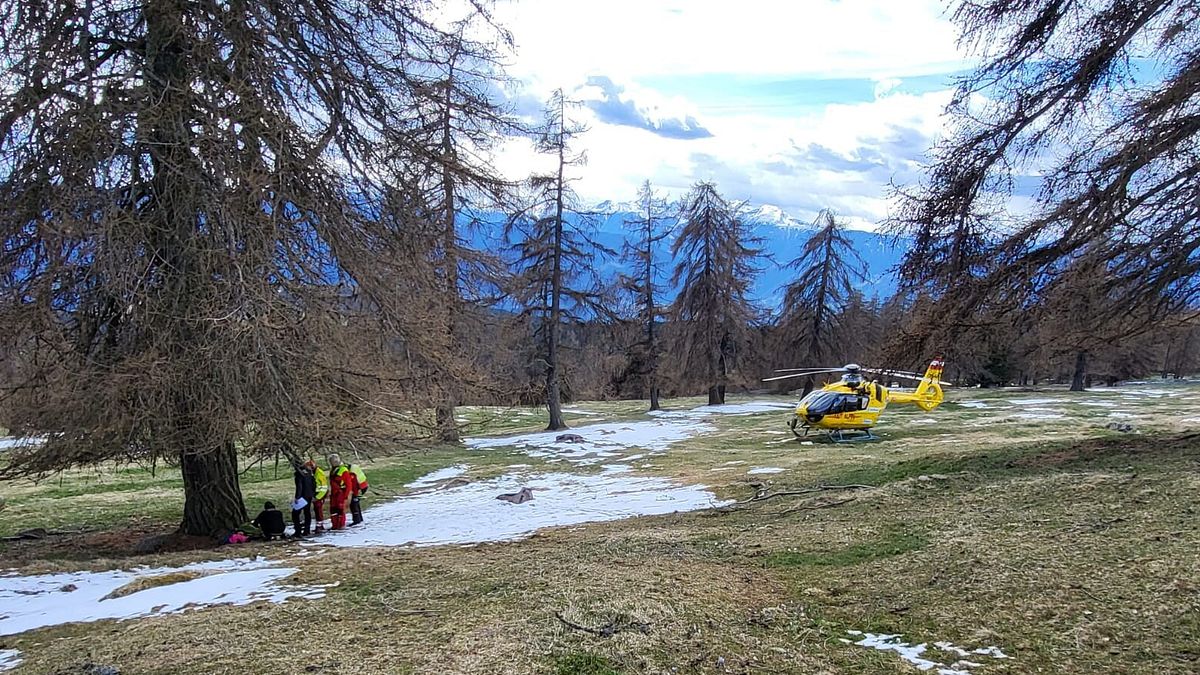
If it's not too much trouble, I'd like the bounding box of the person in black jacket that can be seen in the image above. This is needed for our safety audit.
[292,461,316,537]
[252,501,286,541]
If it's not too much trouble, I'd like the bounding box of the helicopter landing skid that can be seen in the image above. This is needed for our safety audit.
[826,428,878,443]
[789,420,878,443]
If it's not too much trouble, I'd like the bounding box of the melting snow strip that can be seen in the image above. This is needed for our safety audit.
[0,650,20,672]
[466,419,715,463]
[318,470,730,549]
[0,436,46,452]
[845,631,1009,674]
[747,467,784,475]
[404,464,468,488]
[465,400,797,466]
[0,557,328,637]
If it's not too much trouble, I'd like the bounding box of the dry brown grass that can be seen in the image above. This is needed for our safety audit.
[100,572,207,600]
[2,388,1199,674]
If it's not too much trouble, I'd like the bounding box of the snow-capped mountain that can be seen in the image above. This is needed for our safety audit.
[745,204,813,230]
[471,201,907,305]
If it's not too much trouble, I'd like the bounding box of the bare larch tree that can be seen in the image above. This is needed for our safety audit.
[891,0,1200,332]
[776,209,867,394]
[620,181,674,410]
[669,182,763,405]
[0,0,509,535]
[397,27,514,442]
[506,90,609,430]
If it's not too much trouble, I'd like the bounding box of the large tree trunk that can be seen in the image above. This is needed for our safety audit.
[707,385,723,405]
[148,1,247,538]
[649,385,660,411]
[436,72,461,443]
[801,377,815,397]
[547,365,566,430]
[180,441,247,536]
[435,404,458,442]
[1070,350,1088,391]
[545,103,568,432]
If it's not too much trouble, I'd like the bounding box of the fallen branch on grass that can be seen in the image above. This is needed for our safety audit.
[778,497,857,515]
[2,527,97,541]
[715,483,873,512]
[554,611,650,637]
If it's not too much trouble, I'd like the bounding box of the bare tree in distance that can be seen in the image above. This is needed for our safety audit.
[398,26,517,442]
[776,209,867,395]
[620,181,675,410]
[889,0,1200,335]
[506,90,612,430]
[0,0,511,536]
[669,182,764,405]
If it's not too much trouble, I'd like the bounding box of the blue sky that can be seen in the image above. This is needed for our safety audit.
[486,0,973,231]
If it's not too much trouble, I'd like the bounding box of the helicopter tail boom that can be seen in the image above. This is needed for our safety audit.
[887,358,946,411]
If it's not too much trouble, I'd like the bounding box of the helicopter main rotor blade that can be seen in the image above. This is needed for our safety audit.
[762,369,844,383]
[885,371,954,386]
[772,367,844,373]
[864,368,953,386]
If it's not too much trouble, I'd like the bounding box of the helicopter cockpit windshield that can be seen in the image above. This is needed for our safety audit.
[799,390,868,416]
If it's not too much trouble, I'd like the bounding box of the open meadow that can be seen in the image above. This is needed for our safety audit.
[1,382,1198,674]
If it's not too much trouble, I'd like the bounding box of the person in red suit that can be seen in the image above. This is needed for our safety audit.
[327,453,359,530]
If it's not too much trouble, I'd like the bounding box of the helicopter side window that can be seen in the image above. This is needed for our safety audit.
[801,391,869,416]
[845,395,868,413]
[831,394,865,414]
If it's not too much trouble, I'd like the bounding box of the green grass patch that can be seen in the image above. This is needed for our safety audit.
[820,433,1200,488]
[553,652,620,675]
[764,525,927,567]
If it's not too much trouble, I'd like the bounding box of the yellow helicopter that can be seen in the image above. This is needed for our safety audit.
[764,358,949,442]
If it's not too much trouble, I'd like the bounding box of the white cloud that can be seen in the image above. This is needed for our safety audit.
[486,0,970,231]
[497,85,954,230]
[494,0,964,87]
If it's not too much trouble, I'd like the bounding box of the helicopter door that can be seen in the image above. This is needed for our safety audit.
[837,395,868,413]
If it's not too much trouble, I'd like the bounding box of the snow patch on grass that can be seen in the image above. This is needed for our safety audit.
[647,399,794,419]
[466,418,716,464]
[319,470,729,549]
[746,467,784,475]
[0,436,45,452]
[0,650,20,672]
[845,631,1009,674]
[0,557,327,637]
[957,400,990,409]
[405,464,468,488]
[691,401,795,415]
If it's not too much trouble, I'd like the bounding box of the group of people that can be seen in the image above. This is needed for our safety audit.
[250,453,369,541]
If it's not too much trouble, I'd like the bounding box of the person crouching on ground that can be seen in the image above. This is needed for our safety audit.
[308,460,329,532]
[252,501,287,541]
[348,462,369,526]
[292,460,316,537]
[327,453,358,530]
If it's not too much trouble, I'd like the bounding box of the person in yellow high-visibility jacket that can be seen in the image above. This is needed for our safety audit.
[306,460,330,532]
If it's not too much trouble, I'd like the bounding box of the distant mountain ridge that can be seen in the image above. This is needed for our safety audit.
[470,201,906,308]
[586,201,904,304]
